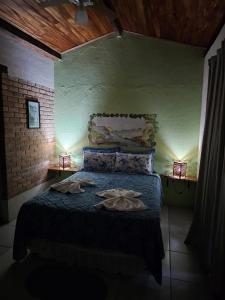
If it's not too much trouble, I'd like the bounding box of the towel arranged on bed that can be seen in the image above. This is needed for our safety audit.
[95,188,147,211]
[51,179,95,194]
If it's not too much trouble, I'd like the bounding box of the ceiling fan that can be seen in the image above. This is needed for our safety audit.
[38,0,123,35]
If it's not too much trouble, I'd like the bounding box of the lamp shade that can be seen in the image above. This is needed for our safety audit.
[59,154,71,170]
[173,161,187,178]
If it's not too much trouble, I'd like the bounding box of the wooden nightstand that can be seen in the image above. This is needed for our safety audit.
[48,165,80,178]
[163,174,197,188]
[160,174,198,208]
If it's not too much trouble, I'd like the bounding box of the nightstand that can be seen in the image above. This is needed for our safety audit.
[163,175,197,187]
[48,165,80,179]
[160,174,198,208]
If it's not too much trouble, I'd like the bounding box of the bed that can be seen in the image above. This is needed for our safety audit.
[13,171,164,284]
[13,113,164,283]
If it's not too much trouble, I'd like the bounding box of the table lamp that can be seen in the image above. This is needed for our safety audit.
[59,154,71,170]
[173,161,187,178]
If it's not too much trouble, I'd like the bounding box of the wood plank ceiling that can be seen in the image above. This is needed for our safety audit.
[0,0,225,54]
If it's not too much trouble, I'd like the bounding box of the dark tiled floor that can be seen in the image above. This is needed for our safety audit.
[0,206,214,299]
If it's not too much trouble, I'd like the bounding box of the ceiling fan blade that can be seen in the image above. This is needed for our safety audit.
[38,0,70,7]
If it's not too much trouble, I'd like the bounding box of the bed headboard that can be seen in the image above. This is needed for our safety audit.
[88,113,158,149]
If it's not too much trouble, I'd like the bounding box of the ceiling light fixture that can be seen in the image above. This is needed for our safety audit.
[38,0,123,35]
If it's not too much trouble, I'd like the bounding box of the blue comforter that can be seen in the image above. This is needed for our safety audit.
[13,171,164,283]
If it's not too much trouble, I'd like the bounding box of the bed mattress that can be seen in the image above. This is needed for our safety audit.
[13,171,164,283]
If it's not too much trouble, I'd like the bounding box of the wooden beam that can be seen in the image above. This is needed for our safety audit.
[204,13,225,57]
[103,0,123,36]
[0,18,62,59]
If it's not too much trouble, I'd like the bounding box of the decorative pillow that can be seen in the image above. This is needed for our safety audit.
[83,152,116,172]
[83,146,120,153]
[115,152,153,175]
[120,149,155,172]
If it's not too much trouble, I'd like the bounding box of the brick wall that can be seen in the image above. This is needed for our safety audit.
[1,73,55,198]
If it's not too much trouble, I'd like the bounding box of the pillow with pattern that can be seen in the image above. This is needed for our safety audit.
[83,152,116,172]
[115,152,153,175]
[120,149,155,172]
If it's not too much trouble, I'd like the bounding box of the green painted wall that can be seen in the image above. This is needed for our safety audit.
[55,33,204,176]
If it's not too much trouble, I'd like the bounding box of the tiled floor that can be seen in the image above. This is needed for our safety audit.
[0,206,214,299]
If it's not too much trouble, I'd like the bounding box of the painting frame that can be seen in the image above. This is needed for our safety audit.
[26,99,40,129]
[88,113,158,149]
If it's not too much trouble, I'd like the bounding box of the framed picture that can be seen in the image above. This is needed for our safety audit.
[88,113,158,148]
[26,99,40,129]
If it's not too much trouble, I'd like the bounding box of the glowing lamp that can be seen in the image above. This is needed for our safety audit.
[59,154,71,170]
[173,161,187,178]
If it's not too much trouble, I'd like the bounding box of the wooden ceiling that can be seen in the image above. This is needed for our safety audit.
[0,0,225,56]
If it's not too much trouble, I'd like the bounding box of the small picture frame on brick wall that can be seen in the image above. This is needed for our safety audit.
[26,99,40,129]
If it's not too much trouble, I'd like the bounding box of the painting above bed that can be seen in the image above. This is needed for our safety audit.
[88,114,158,148]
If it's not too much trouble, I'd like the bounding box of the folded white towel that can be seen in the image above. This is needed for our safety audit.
[95,188,146,211]
[96,188,142,198]
[51,179,95,194]
[95,196,147,211]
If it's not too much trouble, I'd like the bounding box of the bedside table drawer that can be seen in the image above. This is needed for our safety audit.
[48,165,80,179]
[160,175,197,208]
